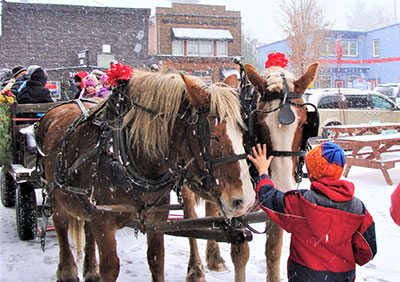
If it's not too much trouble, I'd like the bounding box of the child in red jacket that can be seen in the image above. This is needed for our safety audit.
[390,182,400,226]
[248,142,377,282]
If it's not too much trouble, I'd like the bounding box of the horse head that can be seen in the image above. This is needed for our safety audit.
[244,63,318,190]
[179,73,255,218]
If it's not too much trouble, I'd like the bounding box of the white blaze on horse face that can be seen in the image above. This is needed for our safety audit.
[265,100,297,191]
[223,120,255,218]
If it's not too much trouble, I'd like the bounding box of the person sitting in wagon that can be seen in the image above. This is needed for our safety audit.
[248,142,377,282]
[16,66,53,104]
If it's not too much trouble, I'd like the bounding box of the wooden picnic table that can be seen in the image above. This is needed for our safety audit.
[322,122,400,139]
[334,133,400,185]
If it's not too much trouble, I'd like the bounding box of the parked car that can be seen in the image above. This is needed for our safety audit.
[374,83,400,105]
[305,88,400,138]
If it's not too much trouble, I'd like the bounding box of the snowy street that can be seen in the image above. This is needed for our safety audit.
[1,164,400,281]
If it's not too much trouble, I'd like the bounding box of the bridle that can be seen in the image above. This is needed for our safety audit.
[237,65,319,183]
[177,94,248,199]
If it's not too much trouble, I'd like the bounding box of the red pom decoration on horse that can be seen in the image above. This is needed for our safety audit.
[265,52,289,69]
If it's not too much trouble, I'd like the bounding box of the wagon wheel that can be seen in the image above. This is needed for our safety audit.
[16,182,37,240]
[1,167,16,207]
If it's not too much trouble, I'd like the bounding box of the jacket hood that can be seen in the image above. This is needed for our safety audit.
[311,177,354,201]
[300,179,365,245]
[29,68,47,85]
[74,71,88,82]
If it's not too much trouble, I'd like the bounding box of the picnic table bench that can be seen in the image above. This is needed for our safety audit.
[322,122,400,139]
[333,133,400,185]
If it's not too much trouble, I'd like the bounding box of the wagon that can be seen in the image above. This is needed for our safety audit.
[0,101,61,240]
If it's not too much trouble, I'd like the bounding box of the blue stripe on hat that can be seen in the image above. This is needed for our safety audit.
[321,142,345,168]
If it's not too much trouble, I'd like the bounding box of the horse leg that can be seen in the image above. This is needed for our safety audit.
[266,222,283,282]
[231,241,249,282]
[83,222,100,282]
[146,204,169,282]
[92,218,119,282]
[205,201,227,272]
[146,232,166,282]
[53,210,79,282]
[182,187,205,282]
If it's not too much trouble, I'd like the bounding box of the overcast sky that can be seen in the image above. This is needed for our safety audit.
[5,0,400,44]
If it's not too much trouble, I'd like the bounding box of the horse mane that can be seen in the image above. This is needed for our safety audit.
[121,70,244,160]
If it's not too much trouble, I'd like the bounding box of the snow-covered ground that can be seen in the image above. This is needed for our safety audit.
[1,164,400,281]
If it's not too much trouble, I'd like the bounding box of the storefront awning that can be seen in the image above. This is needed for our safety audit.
[172,28,233,41]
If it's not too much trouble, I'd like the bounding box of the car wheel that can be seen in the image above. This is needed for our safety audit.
[321,122,341,139]
[16,182,37,241]
[1,167,16,207]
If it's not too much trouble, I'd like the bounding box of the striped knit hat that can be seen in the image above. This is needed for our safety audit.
[305,142,345,180]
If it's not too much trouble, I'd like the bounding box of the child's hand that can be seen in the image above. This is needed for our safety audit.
[248,143,274,176]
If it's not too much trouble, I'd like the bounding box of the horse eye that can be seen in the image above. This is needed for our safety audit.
[211,136,220,143]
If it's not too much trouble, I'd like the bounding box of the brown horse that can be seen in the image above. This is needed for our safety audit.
[35,70,255,282]
[183,62,319,282]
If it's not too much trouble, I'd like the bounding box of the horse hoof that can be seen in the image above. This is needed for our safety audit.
[207,262,227,272]
[186,264,206,282]
[84,277,100,282]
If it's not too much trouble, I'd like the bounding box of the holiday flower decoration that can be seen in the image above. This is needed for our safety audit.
[265,52,289,69]
[105,62,134,86]
[0,89,14,104]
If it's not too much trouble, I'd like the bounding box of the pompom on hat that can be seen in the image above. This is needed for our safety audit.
[305,142,345,180]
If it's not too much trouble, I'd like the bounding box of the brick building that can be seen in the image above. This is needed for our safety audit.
[0,0,150,99]
[149,3,242,82]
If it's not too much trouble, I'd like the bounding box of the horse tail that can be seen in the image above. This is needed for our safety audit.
[69,216,85,261]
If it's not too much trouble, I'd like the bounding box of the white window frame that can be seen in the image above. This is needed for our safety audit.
[199,41,213,57]
[373,40,379,57]
[172,40,184,56]
[324,40,337,56]
[216,41,228,57]
[341,41,358,57]
[187,40,200,56]
[102,44,111,54]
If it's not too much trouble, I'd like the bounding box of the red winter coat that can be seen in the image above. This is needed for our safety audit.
[255,175,377,282]
[390,182,400,226]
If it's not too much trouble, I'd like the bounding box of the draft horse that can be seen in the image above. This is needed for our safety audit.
[183,62,319,282]
[35,70,256,282]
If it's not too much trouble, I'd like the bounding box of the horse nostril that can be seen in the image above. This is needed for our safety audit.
[232,199,243,209]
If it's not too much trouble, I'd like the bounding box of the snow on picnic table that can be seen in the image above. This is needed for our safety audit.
[1,164,400,281]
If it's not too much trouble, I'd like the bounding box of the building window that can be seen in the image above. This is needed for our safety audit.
[102,44,111,54]
[187,40,213,57]
[323,40,337,56]
[216,41,228,56]
[347,75,360,87]
[187,41,200,56]
[341,41,358,57]
[199,41,213,57]
[319,75,332,88]
[373,40,379,57]
[172,40,184,56]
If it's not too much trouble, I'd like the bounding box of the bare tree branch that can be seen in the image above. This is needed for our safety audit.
[279,0,332,77]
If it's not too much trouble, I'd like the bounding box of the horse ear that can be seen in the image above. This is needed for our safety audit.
[294,62,319,93]
[243,64,266,94]
[180,72,210,108]
[222,74,239,88]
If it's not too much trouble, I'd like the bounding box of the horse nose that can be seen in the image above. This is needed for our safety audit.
[232,198,243,210]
